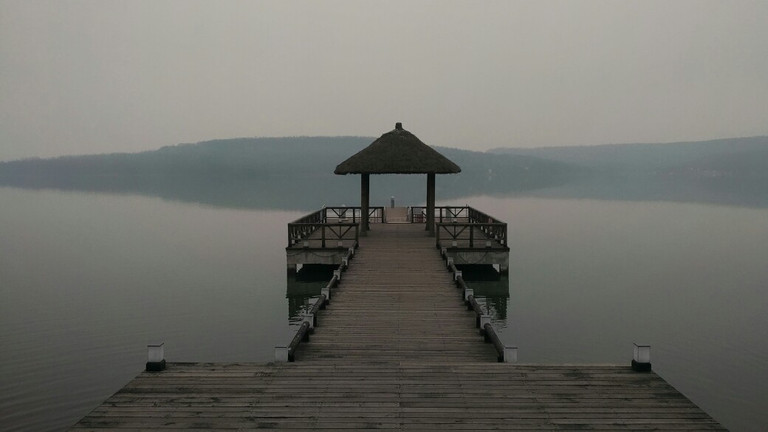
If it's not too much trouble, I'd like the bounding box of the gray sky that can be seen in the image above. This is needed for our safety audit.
[2,0,767,161]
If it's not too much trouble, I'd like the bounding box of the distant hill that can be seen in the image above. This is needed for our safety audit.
[489,136,768,207]
[489,136,768,172]
[0,137,578,210]
[1,135,766,209]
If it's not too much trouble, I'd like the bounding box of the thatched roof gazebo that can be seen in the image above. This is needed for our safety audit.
[334,122,461,236]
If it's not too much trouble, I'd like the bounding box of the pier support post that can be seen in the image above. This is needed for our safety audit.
[632,343,652,372]
[426,173,435,236]
[146,343,166,372]
[361,174,370,235]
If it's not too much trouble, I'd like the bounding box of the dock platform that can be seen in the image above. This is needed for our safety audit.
[72,220,724,430]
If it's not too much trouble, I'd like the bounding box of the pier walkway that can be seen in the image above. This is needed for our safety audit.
[293,223,497,363]
[72,223,725,430]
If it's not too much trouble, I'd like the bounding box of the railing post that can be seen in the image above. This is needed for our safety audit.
[502,223,507,245]
[321,286,330,303]
[480,315,491,337]
[321,225,326,248]
[469,224,474,248]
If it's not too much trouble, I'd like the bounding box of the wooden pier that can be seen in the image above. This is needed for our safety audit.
[286,206,510,273]
[72,220,725,430]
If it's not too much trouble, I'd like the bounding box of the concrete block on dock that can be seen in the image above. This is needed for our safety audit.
[275,346,289,362]
[302,313,315,331]
[464,287,473,302]
[632,343,652,372]
[321,287,330,303]
[480,314,491,328]
[504,346,518,363]
[146,343,166,372]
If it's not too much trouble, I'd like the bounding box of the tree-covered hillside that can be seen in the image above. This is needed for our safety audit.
[0,137,579,209]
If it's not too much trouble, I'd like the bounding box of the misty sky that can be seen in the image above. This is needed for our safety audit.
[2,1,767,161]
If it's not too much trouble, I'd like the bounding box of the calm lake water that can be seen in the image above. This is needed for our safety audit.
[1,187,767,431]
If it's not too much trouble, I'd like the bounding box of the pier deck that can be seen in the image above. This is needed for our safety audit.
[294,223,496,363]
[72,362,724,431]
[72,224,724,430]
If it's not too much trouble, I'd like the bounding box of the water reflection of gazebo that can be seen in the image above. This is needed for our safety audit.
[334,122,461,236]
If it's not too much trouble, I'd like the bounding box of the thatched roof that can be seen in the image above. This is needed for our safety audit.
[334,123,461,175]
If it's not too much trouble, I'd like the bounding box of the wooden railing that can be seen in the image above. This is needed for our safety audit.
[436,223,507,249]
[442,251,516,363]
[323,206,385,224]
[287,206,384,248]
[409,206,507,249]
[278,248,353,362]
[409,206,469,223]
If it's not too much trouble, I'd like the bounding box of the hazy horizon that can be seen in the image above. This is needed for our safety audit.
[3,132,767,163]
[2,1,768,161]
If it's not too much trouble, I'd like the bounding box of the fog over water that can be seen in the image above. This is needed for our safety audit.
[1,186,767,431]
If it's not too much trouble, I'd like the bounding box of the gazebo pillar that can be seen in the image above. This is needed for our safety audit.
[361,173,370,235]
[426,172,435,236]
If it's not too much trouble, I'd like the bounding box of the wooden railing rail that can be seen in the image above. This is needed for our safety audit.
[288,223,359,248]
[289,209,325,225]
[483,323,506,363]
[278,247,354,362]
[410,206,469,223]
[323,206,386,224]
[436,222,507,248]
[442,250,514,363]
[286,321,311,362]
[408,206,507,248]
[288,207,384,247]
